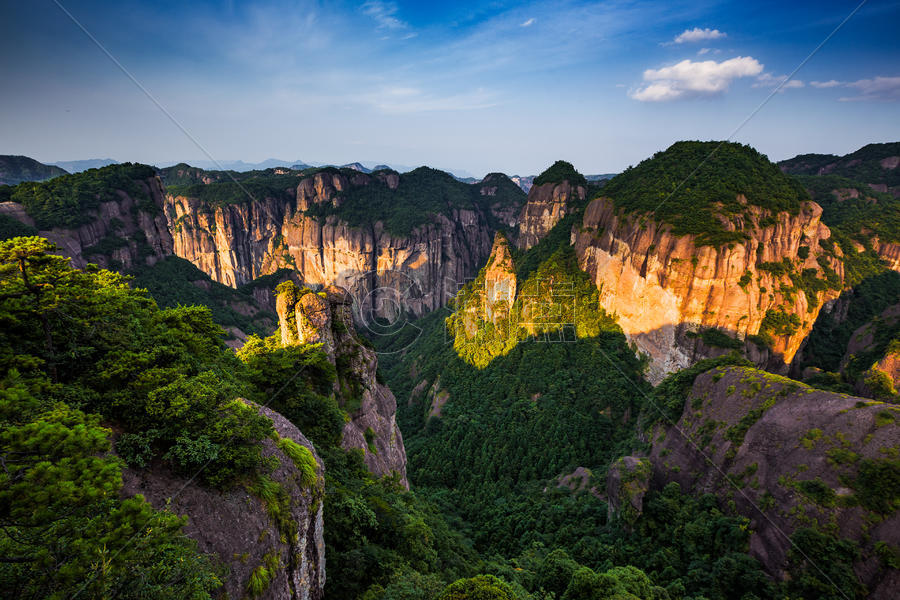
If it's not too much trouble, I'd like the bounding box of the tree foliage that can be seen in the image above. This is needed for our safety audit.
[0,236,226,598]
[532,161,587,188]
[3,163,158,229]
[602,141,809,246]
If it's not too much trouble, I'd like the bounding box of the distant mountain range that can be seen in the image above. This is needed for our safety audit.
[160,158,476,179]
[0,154,662,195]
[3,154,625,189]
[51,158,119,173]
[159,158,306,172]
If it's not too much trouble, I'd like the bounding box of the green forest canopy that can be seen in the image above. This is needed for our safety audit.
[779,142,900,187]
[532,160,588,188]
[1,163,158,229]
[602,141,810,246]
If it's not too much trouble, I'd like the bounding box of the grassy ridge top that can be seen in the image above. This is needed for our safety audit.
[602,141,810,246]
[0,162,158,229]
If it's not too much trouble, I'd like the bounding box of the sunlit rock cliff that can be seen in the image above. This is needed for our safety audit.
[166,169,524,320]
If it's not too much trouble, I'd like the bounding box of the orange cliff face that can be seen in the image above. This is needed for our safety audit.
[165,170,498,320]
[516,180,585,251]
[482,232,517,325]
[574,196,844,383]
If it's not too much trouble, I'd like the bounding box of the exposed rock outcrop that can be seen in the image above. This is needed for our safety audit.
[516,180,585,251]
[606,456,651,525]
[483,233,516,325]
[166,171,500,320]
[276,282,408,487]
[121,402,326,600]
[574,197,843,382]
[649,366,900,597]
[1,175,172,270]
[874,237,900,271]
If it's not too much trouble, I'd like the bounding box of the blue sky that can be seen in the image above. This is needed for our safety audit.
[1,0,899,177]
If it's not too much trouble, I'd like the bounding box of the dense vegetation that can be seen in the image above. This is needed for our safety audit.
[4,138,898,598]
[233,322,485,599]
[0,155,67,186]
[798,173,900,244]
[446,191,601,369]
[449,244,621,368]
[480,172,530,214]
[0,236,256,597]
[166,174,299,207]
[372,219,785,599]
[377,304,785,599]
[798,270,900,376]
[0,213,38,240]
[157,162,241,186]
[159,164,315,188]
[532,160,587,188]
[602,141,809,246]
[0,235,485,598]
[132,256,279,338]
[776,153,840,176]
[0,163,158,229]
[792,167,900,393]
[305,167,525,236]
[779,142,900,188]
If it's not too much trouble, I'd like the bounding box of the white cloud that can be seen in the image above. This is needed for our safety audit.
[697,47,710,55]
[803,77,900,100]
[753,73,804,90]
[810,80,842,88]
[521,18,536,27]
[362,1,408,30]
[839,76,900,102]
[630,56,763,101]
[673,27,726,44]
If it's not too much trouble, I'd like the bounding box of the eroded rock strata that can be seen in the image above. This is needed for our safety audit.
[166,171,508,320]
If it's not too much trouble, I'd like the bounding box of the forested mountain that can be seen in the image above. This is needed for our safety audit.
[0,155,68,186]
[779,142,900,197]
[0,142,898,599]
